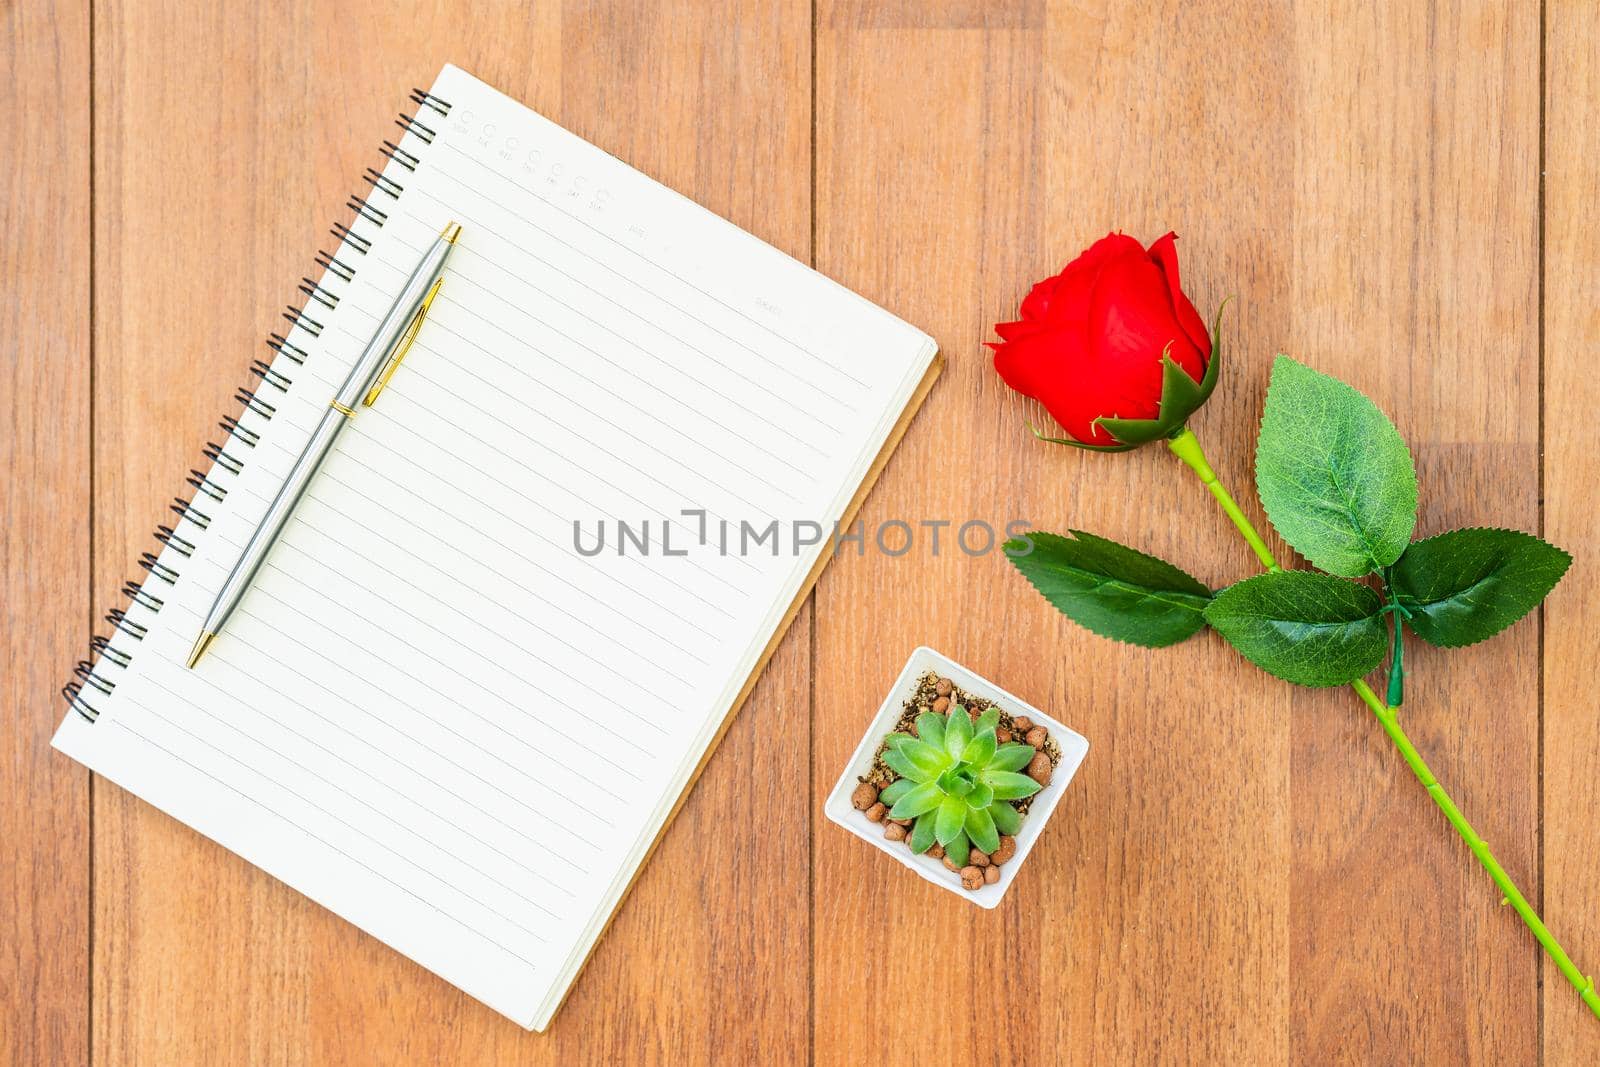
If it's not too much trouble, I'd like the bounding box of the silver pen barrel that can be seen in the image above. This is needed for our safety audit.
[186,222,461,667]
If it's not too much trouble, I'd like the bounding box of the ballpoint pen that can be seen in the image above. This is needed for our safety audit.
[185,220,463,668]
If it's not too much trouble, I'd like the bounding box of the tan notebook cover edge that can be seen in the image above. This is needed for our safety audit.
[537,346,944,1030]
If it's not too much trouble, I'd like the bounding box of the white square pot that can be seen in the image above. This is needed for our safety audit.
[824,647,1089,908]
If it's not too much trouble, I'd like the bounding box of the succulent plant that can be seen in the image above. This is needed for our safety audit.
[878,705,1041,868]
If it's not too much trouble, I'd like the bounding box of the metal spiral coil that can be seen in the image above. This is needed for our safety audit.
[63,83,452,724]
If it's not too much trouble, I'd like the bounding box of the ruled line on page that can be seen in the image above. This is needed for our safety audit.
[362,230,838,460]
[256,517,698,699]
[301,459,730,640]
[327,415,744,619]
[333,312,782,553]
[412,307,819,489]
[137,672,577,911]
[403,331,796,515]
[285,506,705,681]
[233,558,670,738]
[341,266,822,485]
[211,606,616,859]
[431,139,873,389]
[320,319,768,577]
[161,587,651,802]
[176,560,665,776]
[382,212,857,427]
[328,422,745,614]
[225,381,750,620]
[175,651,604,876]
[108,714,550,966]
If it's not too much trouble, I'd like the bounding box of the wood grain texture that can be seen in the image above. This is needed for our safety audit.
[812,0,1551,1062]
[90,1,810,1063]
[1543,1,1600,1061]
[1287,5,1542,1061]
[811,3,1293,1063]
[11,0,1598,1060]
[0,2,92,1065]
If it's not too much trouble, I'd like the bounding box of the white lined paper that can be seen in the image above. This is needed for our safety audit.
[55,64,935,1030]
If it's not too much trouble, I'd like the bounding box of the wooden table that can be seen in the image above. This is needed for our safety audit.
[6,2,1598,1062]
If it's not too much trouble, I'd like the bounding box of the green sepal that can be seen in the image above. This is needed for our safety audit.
[1095,343,1221,446]
[1028,302,1225,450]
[1028,421,1138,453]
[989,800,1022,836]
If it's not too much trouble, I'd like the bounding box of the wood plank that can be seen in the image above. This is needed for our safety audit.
[0,2,92,1064]
[1287,4,1541,1060]
[812,2,1292,1062]
[1543,1,1600,1059]
[814,0,1543,1060]
[90,0,811,1060]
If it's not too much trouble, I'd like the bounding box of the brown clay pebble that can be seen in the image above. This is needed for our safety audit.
[1025,726,1047,748]
[934,677,953,696]
[928,842,945,859]
[960,866,983,890]
[992,835,1017,865]
[970,849,990,867]
[890,817,912,827]
[996,728,1012,744]
[865,802,886,823]
[884,822,908,842]
[983,864,1001,885]
[851,781,879,811]
[943,856,960,872]
[1012,715,1034,733]
[931,696,951,713]
[1027,752,1053,787]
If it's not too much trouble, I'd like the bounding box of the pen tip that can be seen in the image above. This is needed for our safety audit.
[441,221,462,245]
[186,631,216,669]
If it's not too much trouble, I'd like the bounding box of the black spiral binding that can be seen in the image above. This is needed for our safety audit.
[62,86,453,724]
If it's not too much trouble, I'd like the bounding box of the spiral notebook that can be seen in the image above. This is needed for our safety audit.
[55,64,940,1031]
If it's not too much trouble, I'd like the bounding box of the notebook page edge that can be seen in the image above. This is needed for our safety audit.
[531,339,942,1030]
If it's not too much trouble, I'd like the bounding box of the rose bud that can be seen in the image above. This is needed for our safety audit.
[989,232,1218,450]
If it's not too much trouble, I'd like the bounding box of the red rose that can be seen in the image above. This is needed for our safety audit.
[989,232,1215,449]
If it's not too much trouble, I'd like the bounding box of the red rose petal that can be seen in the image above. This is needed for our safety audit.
[992,318,1042,343]
[1018,273,1060,322]
[991,331,1113,444]
[1085,251,1204,419]
[1042,232,1145,330]
[1147,232,1212,364]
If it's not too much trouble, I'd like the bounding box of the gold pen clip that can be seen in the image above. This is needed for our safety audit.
[363,276,443,406]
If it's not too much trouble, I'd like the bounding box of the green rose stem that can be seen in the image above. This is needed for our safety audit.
[1167,426,1600,1021]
